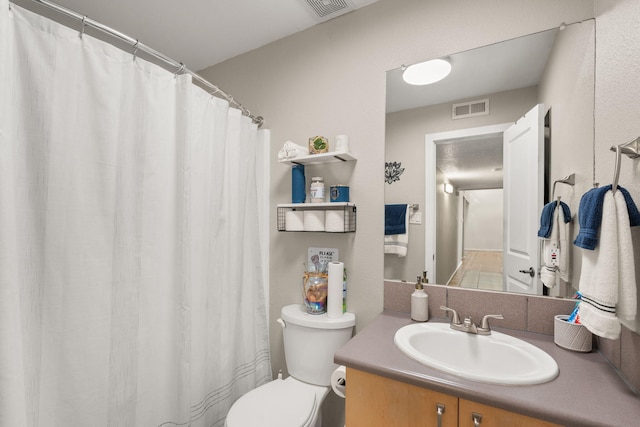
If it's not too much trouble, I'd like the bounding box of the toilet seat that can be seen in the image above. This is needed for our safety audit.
[225,377,326,427]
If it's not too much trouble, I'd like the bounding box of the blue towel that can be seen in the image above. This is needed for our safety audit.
[574,185,640,250]
[537,201,572,238]
[385,204,407,235]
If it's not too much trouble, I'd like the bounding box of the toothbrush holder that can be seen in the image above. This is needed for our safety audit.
[553,315,592,352]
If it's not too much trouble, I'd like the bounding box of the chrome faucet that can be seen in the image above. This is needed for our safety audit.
[440,306,504,335]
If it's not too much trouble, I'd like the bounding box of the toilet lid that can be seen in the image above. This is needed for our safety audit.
[226,379,318,427]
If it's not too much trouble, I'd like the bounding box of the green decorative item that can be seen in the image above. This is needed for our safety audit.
[308,135,328,154]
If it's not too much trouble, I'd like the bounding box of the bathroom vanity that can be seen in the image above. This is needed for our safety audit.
[335,312,640,427]
[347,368,560,426]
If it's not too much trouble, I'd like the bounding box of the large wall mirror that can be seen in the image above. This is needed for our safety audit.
[384,20,595,299]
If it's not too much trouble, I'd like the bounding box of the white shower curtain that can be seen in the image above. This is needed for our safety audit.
[0,3,271,426]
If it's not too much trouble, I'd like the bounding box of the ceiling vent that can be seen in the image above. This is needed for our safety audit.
[303,0,354,21]
[452,99,489,120]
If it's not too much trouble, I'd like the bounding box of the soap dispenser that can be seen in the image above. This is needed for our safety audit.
[411,276,429,322]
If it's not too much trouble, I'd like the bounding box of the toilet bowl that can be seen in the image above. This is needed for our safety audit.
[225,376,328,427]
[225,304,355,427]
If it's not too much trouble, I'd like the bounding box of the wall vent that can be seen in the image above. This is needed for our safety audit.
[303,0,354,20]
[452,99,489,119]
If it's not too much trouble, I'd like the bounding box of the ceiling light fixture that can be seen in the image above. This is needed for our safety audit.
[402,58,452,85]
[443,183,454,194]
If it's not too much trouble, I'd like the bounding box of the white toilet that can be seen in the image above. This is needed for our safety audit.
[225,304,355,427]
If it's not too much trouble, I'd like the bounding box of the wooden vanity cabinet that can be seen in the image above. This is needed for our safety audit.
[458,399,562,427]
[346,368,562,427]
[346,368,458,427]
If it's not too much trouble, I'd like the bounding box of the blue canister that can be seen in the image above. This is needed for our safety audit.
[330,185,350,202]
[292,165,306,203]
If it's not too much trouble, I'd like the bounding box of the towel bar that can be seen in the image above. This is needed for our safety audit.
[551,173,575,200]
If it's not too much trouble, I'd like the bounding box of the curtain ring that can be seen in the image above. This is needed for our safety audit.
[209,86,220,98]
[174,63,185,78]
[79,16,87,39]
[132,40,139,61]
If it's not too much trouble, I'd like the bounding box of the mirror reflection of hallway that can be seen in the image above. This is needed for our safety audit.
[445,189,503,290]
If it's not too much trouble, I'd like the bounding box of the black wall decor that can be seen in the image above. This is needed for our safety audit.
[385,161,405,184]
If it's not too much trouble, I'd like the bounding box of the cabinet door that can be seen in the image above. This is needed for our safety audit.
[346,368,458,427]
[459,399,562,427]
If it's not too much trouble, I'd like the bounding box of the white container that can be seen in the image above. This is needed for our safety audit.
[411,281,429,322]
[554,315,592,352]
[310,176,325,203]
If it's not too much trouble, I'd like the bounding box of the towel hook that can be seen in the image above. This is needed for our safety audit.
[612,145,622,194]
[610,136,640,159]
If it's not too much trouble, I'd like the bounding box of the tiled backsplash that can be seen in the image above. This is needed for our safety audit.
[383,280,640,393]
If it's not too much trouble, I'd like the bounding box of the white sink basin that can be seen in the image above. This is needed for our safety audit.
[394,322,559,385]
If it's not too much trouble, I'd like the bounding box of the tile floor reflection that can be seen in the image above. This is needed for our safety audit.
[448,250,503,291]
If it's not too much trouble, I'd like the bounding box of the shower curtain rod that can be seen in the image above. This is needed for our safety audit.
[15,0,264,127]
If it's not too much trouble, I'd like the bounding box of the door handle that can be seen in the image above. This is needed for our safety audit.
[472,412,483,426]
[436,403,445,427]
[518,267,535,277]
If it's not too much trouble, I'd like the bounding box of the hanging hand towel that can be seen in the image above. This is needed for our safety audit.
[578,190,636,339]
[385,204,408,235]
[574,185,640,249]
[557,205,572,282]
[384,204,409,257]
[537,200,571,238]
[540,201,572,288]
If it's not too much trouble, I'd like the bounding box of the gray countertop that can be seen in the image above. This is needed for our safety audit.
[334,311,640,427]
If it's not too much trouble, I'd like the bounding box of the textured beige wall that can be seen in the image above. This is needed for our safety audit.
[435,168,459,284]
[463,189,504,251]
[538,20,595,293]
[198,1,594,425]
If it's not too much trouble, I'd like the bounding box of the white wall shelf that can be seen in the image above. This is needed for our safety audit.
[278,151,356,166]
[277,202,356,232]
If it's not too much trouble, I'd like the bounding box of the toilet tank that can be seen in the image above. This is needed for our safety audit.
[279,304,355,386]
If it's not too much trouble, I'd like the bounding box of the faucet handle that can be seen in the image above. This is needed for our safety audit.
[479,314,504,330]
[440,306,461,325]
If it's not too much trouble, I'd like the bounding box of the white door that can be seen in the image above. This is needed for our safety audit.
[503,104,544,294]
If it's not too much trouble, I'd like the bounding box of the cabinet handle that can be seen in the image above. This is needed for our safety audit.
[472,412,483,426]
[436,403,445,427]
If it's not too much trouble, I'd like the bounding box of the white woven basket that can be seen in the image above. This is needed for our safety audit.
[554,315,592,352]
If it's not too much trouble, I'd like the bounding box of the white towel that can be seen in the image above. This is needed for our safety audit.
[277,140,309,160]
[384,208,409,257]
[578,190,636,339]
[540,205,571,288]
[614,190,637,321]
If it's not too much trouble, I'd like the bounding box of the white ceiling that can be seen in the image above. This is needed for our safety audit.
[436,133,505,191]
[16,0,379,71]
